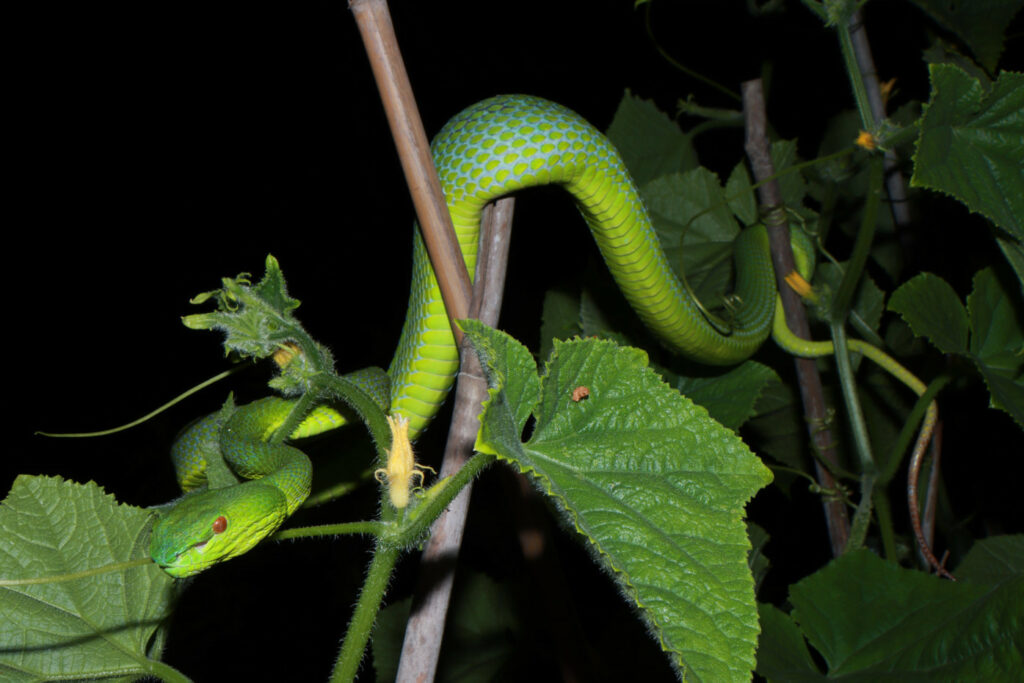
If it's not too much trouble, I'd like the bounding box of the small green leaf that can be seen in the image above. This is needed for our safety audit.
[967,268,1024,426]
[668,360,781,430]
[464,321,773,681]
[182,254,321,366]
[912,66,1024,239]
[755,603,825,682]
[888,272,969,353]
[726,163,758,226]
[0,476,175,681]
[771,140,809,211]
[745,378,807,476]
[606,91,698,185]
[814,262,886,338]
[788,539,1024,679]
[461,319,540,452]
[747,522,772,595]
[995,234,1024,296]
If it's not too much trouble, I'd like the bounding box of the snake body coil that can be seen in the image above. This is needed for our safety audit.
[151,95,781,577]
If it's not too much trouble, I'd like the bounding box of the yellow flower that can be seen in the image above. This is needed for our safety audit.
[785,270,816,301]
[855,130,876,150]
[375,415,433,509]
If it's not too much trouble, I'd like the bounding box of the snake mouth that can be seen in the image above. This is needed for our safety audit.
[186,537,214,556]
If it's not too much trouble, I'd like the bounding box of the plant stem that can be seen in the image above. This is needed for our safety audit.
[836,14,876,131]
[742,78,851,556]
[349,0,471,338]
[879,374,950,485]
[273,521,385,541]
[828,157,882,552]
[396,200,513,680]
[831,155,882,321]
[351,2,515,676]
[147,658,193,683]
[330,542,401,682]
[832,322,876,553]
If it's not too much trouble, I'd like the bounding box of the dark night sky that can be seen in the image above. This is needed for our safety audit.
[17,0,873,492]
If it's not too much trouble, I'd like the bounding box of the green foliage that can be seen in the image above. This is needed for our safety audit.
[606,90,699,184]
[667,361,780,430]
[756,535,1024,681]
[908,0,1023,72]
[890,268,1024,427]
[184,254,307,363]
[462,319,773,682]
[0,477,175,681]
[912,66,1024,240]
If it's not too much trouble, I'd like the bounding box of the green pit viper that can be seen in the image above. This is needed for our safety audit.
[150,94,819,577]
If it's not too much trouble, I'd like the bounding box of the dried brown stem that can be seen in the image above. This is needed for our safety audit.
[742,79,851,557]
[848,9,912,229]
[349,0,471,339]
[350,0,517,675]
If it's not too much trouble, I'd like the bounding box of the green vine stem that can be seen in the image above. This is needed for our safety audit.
[829,156,882,552]
[146,658,193,683]
[831,155,883,321]
[273,520,386,541]
[837,20,875,130]
[833,322,877,554]
[330,542,401,682]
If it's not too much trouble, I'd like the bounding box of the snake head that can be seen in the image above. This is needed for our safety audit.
[150,482,288,578]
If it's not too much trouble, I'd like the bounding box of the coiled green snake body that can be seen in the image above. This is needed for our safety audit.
[150,95,788,577]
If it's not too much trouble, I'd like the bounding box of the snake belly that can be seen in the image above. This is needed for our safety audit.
[151,95,780,577]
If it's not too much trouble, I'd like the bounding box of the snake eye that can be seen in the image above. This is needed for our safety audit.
[212,516,228,534]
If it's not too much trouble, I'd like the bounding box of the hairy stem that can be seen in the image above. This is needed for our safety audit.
[330,542,401,682]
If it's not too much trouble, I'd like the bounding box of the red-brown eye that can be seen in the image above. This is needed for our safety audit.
[212,516,228,534]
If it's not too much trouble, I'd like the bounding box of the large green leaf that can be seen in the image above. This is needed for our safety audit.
[757,535,1024,681]
[909,0,1024,72]
[462,320,773,682]
[912,66,1024,240]
[0,476,175,681]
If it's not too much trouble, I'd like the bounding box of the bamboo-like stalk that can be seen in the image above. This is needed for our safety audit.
[742,79,851,556]
[348,3,515,677]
